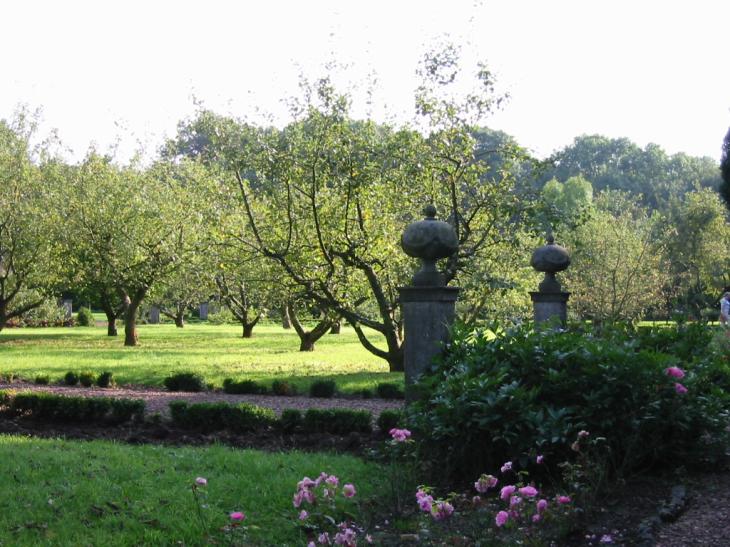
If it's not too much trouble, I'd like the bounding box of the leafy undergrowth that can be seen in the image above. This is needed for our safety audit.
[0,434,387,546]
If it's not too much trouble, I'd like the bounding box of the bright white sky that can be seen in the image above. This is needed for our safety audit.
[2,0,728,162]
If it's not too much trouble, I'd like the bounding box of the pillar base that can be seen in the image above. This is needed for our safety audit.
[529,291,570,327]
[399,286,459,402]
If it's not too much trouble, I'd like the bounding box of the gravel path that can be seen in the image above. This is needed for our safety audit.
[0,381,405,417]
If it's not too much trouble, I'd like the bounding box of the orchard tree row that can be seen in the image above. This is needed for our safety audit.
[1,49,728,371]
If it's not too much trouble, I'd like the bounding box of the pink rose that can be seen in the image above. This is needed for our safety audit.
[342,484,356,498]
[536,454,544,464]
[578,430,590,438]
[495,510,509,527]
[665,366,685,379]
[389,428,412,442]
[519,485,538,497]
[532,513,541,522]
[195,477,207,486]
[675,383,688,394]
[474,474,498,493]
[298,477,317,490]
[557,495,571,504]
[510,495,522,507]
[418,495,434,512]
[500,461,513,473]
[500,485,516,501]
[298,510,309,520]
[430,501,454,521]
[229,511,245,522]
[536,499,548,513]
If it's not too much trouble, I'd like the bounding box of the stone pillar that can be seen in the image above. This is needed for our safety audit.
[530,290,569,326]
[149,306,160,324]
[400,286,459,401]
[199,302,209,320]
[530,233,570,327]
[61,299,73,319]
[400,205,460,403]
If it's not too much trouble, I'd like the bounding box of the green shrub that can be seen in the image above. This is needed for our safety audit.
[163,372,205,392]
[8,392,143,423]
[79,371,96,388]
[271,380,297,396]
[226,403,276,432]
[76,307,95,327]
[303,408,372,434]
[63,371,79,386]
[168,400,275,432]
[411,322,730,481]
[96,371,115,388]
[222,378,266,395]
[359,389,373,399]
[634,321,715,362]
[309,379,337,398]
[376,382,404,400]
[377,409,404,433]
[34,375,50,385]
[0,389,14,406]
[279,409,303,432]
[109,399,145,423]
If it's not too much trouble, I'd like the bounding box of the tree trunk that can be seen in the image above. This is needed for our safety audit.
[287,302,334,352]
[175,314,185,328]
[299,335,316,351]
[100,293,119,336]
[123,289,146,347]
[282,303,292,329]
[329,319,341,334]
[124,312,138,346]
[243,323,254,338]
[107,317,118,337]
[387,348,404,372]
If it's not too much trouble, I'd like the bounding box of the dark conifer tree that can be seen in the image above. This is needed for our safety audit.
[719,128,730,209]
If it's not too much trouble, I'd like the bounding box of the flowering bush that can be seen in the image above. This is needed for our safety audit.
[410,322,730,480]
[292,472,369,546]
[414,456,576,545]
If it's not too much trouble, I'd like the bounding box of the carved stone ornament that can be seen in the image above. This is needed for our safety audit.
[401,205,459,286]
[530,233,570,292]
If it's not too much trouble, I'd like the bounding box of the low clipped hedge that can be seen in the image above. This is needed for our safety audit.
[1,390,144,424]
[163,372,206,392]
[303,408,372,434]
[309,379,337,398]
[168,401,276,433]
[222,378,267,395]
[375,382,404,400]
[167,401,373,435]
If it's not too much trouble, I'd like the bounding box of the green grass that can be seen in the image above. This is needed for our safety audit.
[0,323,402,393]
[0,435,386,546]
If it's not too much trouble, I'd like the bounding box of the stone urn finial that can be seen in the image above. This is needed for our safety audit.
[530,231,570,292]
[401,205,459,286]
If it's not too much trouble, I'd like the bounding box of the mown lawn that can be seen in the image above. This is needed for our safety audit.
[0,323,402,393]
[0,435,386,546]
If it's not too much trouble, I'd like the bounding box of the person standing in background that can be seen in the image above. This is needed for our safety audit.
[720,292,730,327]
